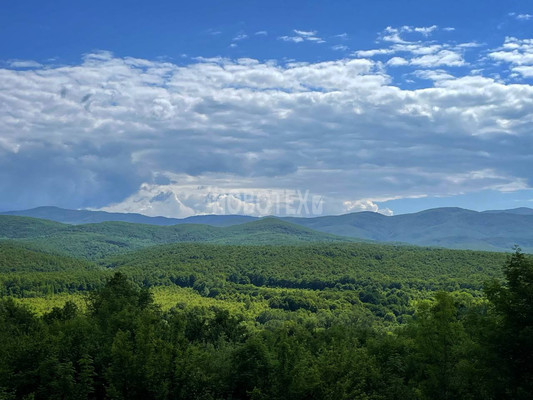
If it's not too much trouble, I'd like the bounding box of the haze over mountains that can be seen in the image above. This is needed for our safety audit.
[1,206,532,253]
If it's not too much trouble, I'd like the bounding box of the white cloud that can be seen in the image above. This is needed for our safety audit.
[380,25,439,43]
[343,199,393,216]
[381,26,407,43]
[392,43,443,55]
[293,29,316,37]
[489,37,533,65]
[332,44,348,51]
[101,178,326,217]
[354,26,473,69]
[509,12,533,21]
[0,35,532,215]
[279,29,325,44]
[386,56,409,66]
[7,60,43,68]
[359,45,465,68]
[410,50,465,67]
[513,65,533,77]
[307,37,326,43]
[232,33,248,41]
[456,42,483,49]
[413,25,438,36]
[355,48,394,57]
[279,35,304,43]
[255,30,268,36]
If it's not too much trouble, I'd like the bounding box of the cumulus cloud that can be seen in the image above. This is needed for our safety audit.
[386,57,409,66]
[354,25,470,68]
[513,65,533,77]
[0,33,532,216]
[488,37,533,80]
[489,37,533,65]
[100,177,326,217]
[343,199,393,216]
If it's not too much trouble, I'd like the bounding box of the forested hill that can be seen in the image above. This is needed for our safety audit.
[283,207,533,252]
[0,241,98,273]
[104,242,507,294]
[0,215,355,259]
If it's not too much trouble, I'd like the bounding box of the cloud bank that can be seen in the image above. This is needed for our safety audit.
[1,30,532,217]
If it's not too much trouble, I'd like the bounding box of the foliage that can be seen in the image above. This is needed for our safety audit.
[1,241,507,322]
[484,248,533,398]
[0,234,530,398]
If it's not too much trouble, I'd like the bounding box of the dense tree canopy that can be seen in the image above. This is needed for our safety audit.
[0,239,530,399]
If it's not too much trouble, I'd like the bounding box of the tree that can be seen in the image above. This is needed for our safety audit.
[485,248,533,398]
[408,292,467,400]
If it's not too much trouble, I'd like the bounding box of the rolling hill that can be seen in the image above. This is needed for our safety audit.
[0,241,98,273]
[0,215,355,259]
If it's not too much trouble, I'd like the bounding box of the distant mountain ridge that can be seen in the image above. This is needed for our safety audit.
[282,207,533,252]
[0,206,256,226]
[481,207,533,215]
[2,206,533,252]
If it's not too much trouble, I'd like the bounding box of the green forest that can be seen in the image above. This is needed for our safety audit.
[0,221,532,399]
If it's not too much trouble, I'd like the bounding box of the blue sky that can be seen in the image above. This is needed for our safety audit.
[2,1,532,65]
[1,0,532,217]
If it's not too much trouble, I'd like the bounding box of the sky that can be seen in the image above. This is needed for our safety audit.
[1,0,533,217]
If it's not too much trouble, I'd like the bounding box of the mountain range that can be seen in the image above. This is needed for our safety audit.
[2,206,533,253]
